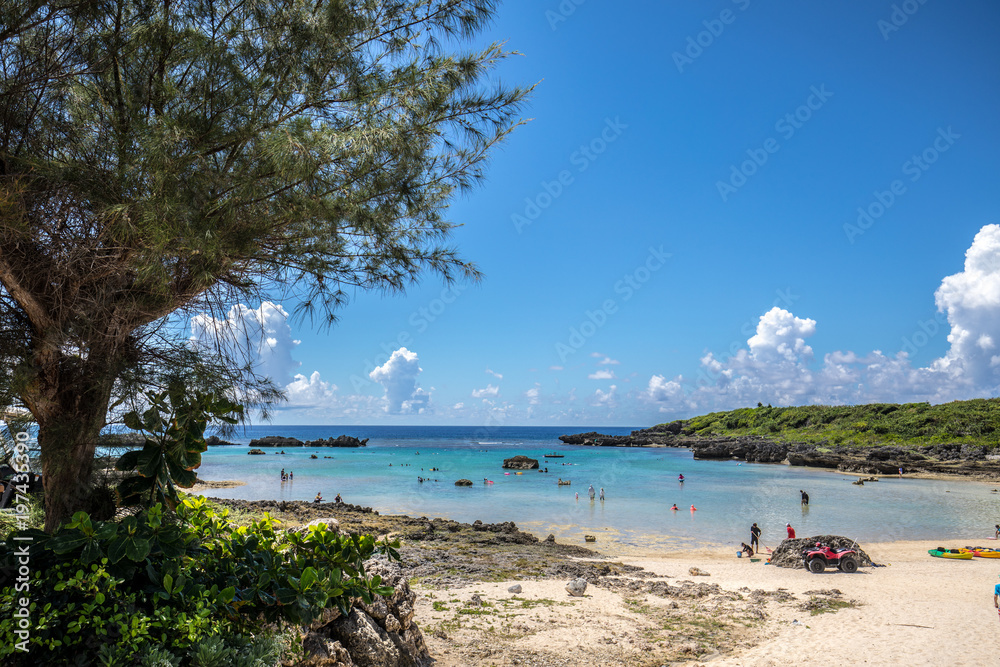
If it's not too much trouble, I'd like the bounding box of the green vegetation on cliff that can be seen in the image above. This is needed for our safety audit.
[663,399,1000,448]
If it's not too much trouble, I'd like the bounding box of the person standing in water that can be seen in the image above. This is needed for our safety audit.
[800,490,809,505]
[599,488,605,501]
[588,484,595,500]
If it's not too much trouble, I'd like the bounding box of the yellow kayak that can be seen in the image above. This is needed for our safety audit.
[968,547,1000,558]
[928,548,973,559]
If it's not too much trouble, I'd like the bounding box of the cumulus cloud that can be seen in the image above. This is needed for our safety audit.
[593,385,617,406]
[190,302,300,386]
[471,384,500,398]
[525,384,541,405]
[369,347,431,414]
[588,369,616,380]
[644,225,1000,414]
[933,224,1000,388]
[597,356,620,366]
[285,371,337,407]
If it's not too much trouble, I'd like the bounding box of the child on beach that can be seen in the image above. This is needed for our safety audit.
[786,523,795,539]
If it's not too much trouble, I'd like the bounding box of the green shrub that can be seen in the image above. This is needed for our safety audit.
[0,496,399,665]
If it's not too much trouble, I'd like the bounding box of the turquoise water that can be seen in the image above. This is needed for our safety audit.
[197,425,1000,551]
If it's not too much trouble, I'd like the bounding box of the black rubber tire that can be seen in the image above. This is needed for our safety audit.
[840,557,858,573]
[808,557,826,573]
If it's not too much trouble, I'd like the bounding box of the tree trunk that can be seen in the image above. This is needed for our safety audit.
[23,349,116,532]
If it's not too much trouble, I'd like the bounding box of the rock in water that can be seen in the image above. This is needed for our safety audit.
[508,584,522,594]
[455,479,473,486]
[247,449,266,455]
[502,455,540,470]
[565,578,588,597]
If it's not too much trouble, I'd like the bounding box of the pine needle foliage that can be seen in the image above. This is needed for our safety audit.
[0,0,531,530]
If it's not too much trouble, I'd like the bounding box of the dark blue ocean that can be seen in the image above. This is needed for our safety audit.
[198,425,1000,553]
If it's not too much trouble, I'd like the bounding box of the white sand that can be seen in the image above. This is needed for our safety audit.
[630,540,997,665]
[416,540,999,666]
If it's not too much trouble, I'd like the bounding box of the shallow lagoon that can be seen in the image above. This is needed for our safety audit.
[198,425,1000,551]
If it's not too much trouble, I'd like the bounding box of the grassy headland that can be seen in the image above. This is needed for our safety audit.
[655,398,1000,450]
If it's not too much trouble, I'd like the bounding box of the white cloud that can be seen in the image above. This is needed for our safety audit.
[369,347,431,414]
[597,356,620,366]
[452,402,465,410]
[933,224,1000,388]
[190,302,300,386]
[471,384,500,398]
[588,369,616,380]
[525,384,541,405]
[593,384,617,406]
[486,367,504,380]
[747,307,816,363]
[643,225,1000,414]
[549,365,564,371]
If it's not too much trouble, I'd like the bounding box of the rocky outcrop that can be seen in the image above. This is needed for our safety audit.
[305,435,369,448]
[248,448,266,455]
[454,479,473,486]
[769,535,873,568]
[557,431,669,446]
[502,455,539,470]
[299,556,429,667]
[249,435,368,448]
[250,435,304,448]
[206,435,239,446]
[690,437,789,463]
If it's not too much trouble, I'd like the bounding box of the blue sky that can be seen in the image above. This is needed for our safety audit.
[194,0,1000,426]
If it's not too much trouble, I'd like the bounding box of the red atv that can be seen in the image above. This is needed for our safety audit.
[801,542,859,573]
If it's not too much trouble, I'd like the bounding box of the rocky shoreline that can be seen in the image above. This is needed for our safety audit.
[208,498,824,666]
[559,424,1000,479]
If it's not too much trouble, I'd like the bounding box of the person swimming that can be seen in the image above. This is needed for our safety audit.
[670,504,679,511]
[678,474,685,482]
[690,505,697,511]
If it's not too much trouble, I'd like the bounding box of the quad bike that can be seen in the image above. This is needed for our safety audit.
[801,542,859,573]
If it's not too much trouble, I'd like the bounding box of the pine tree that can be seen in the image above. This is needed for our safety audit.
[0,0,530,531]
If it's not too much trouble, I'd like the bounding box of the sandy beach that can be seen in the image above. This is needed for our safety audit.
[414,540,998,666]
[205,497,998,666]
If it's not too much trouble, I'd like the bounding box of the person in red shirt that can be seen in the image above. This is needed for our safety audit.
[786,523,796,539]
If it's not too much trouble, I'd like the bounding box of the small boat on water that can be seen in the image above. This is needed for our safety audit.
[928,548,973,560]
[544,452,564,458]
